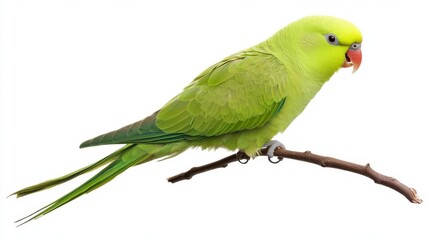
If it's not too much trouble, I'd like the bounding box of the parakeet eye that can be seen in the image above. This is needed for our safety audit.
[350,43,361,50]
[325,34,339,45]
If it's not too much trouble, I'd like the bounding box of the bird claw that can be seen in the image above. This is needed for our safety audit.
[237,151,250,164]
[263,140,285,164]
[268,155,283,164]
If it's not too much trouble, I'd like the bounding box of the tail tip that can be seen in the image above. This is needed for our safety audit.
[79,140,91,148]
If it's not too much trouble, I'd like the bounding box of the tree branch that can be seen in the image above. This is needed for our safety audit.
[167,148,422,204]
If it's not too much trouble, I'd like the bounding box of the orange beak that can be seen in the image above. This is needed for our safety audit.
[342,43,362,73]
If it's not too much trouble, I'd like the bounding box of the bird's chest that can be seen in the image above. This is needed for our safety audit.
[269,77,323,133]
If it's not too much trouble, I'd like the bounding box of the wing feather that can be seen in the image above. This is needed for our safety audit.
[80,48,288,148]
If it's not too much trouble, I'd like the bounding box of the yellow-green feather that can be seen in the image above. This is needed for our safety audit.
[156,48,288,137]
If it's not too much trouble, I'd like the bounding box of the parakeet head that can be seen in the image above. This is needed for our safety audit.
[269,15,362,80]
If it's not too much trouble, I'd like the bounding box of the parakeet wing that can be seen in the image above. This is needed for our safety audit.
[80,49,287,148]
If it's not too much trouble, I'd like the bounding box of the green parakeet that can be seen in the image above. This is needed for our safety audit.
[13,15,362,225]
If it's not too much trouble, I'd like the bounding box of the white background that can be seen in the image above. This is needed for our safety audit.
[2,0,428,239]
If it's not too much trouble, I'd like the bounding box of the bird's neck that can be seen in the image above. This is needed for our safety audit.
[263,27,338,85]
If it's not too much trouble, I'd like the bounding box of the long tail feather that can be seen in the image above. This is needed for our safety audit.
[15,143,188,226]
[11,144,134,198]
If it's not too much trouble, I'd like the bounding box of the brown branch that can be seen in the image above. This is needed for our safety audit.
[167,148,422,204]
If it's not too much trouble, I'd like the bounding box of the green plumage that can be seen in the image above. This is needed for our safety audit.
[13,15,362,225]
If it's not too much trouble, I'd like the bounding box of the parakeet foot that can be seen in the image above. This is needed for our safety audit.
[263,140,285,164]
